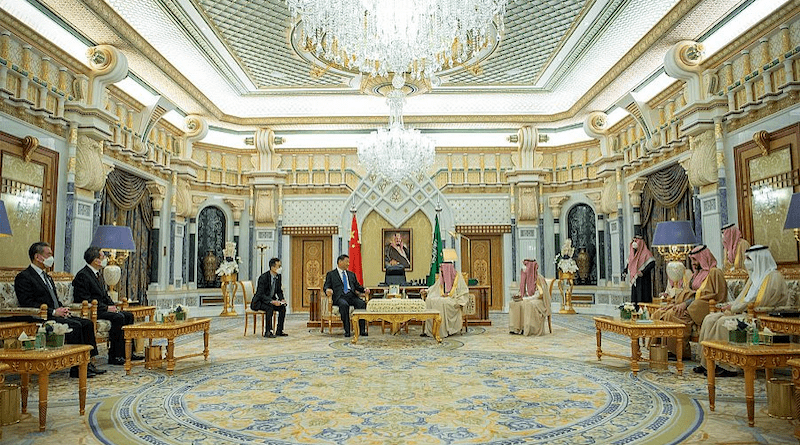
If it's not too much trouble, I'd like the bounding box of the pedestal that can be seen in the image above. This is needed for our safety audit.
[219,274,238,317]
[556,271,576,314]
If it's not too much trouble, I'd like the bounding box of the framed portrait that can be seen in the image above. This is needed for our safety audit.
[382,228,413,271]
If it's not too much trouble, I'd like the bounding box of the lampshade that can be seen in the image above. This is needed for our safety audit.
[90,225,135,251]
[0,200,11,237]
[442,248,458,263]
[652,220,696,246]
[784,192,800,229]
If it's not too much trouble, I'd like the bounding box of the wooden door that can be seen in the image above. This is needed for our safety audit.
[462,235,503,311]
[290,236,332,312]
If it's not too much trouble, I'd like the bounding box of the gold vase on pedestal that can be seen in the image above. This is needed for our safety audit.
[557,271,576,314]
[219,273,238,317]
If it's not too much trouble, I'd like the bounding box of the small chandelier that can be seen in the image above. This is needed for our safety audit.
[357,89,435,183]
[285,0,508,81]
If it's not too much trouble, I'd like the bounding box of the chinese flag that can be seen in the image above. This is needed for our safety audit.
[349,214,363,284]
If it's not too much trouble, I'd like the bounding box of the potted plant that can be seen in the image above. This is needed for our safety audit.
[619,302,635,321]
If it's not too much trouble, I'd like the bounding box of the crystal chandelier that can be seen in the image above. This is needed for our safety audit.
[285,0,508,81]
[357,89,435,183]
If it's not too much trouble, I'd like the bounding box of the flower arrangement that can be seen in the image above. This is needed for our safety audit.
[216,241,241,277]
[723,317,751,344]
[557,258,578,274]
[38,320,73,336]
[618,302,635,320]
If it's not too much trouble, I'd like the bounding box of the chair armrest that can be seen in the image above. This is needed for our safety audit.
[708,299,718,313]
[118,297,129,311]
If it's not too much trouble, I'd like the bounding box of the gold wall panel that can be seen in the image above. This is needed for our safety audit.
[749,147,790,181]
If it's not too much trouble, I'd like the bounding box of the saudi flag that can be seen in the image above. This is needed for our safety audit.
[427,214,443,286]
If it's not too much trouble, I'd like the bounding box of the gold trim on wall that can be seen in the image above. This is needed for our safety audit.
[456,225,512,235]
[282,226,339,236]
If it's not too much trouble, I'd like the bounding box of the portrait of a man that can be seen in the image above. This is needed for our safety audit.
[383,230,412,270]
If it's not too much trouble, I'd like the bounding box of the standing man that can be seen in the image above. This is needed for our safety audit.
[72,247,142,365]
[624,235,655,306]
[323,254,370,337]
[15,242,104,377]
[251,257,288,338]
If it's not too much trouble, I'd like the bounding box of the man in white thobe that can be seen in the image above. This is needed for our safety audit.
[422,260,470,338]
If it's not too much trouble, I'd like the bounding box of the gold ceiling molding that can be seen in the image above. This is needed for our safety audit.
[703,1,800,69]
[0,14,87,76]
[194,142,255,155]
[538,140,599,154]
[282,226,339,236]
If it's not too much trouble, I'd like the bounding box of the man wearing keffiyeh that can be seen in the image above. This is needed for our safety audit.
[694,245,788,376]
[624,236,655,306]
[651,244,727,357]
[509,259,551,336]
[721,223,750,271]
[422,249,470,338]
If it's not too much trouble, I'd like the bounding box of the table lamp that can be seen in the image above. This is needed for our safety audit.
[91,224,136,300]
[652,220,696,287]
[783,192,800,242]
[0,200,12,237]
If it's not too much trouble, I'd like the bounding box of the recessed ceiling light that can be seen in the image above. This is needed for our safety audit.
[505,68,522,76]
[269,71,286,78]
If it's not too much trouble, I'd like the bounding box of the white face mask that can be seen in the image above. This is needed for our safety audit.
[42,256,55,268]
[631,241,638,250]
[276,267,283,274]
[100,258,108,268]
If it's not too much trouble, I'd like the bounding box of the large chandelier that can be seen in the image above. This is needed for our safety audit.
[285,0,508,81]
[357,89,435,183]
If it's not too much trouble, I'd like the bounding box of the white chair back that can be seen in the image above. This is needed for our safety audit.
[239,281,255,307]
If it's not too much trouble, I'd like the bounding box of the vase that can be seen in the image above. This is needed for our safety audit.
[576,248,591,282]
[203,250,218,284]
[45,333,65,349]
[729,330,747,344]
[620,309,632,320]
[175,311,186,321]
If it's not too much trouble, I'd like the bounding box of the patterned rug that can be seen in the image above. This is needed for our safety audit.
[88,347,701,445]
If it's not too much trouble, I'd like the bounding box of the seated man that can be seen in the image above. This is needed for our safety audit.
[251,257,288,338]
[72,247,142,365]
[15,242,104,377]
[509,259,551,336]
[722,223,750,271]
[323,254,369,337]
[694,245,788,376]
[422,251,470,338]
[651,244,727,357]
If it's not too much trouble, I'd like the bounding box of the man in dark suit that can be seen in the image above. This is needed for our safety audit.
[251,257,288,338]
[15,242,104,378]
[323,254,369,337]
[72,246,143,365]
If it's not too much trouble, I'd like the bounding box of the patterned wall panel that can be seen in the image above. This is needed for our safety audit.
[448,197,510,226]
[197,206,226,288]
[283,198,346,227]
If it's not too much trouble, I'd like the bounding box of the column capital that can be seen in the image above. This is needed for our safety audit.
[548,195,570,218]
[627,178,648,208]
[146,181,166,210]
[224,198,246,221]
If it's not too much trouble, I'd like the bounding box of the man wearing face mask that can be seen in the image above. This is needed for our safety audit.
[651,244,727,358]
[73,247,141,365]
[693,245,788,376]
[15,242,103,378]
[623,235,655,306]
[251,257,287,338]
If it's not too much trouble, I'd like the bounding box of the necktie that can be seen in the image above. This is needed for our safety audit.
[42,271,59,308]
[342,271,349,293]
[269,275,276,299]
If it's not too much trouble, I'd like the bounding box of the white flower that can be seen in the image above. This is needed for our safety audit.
[216,259,239,276]
[557,258,578,274]
[623,302,635,311]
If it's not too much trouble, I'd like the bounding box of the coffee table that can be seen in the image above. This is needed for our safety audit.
[351,310,442,344]
[123,318,210,375]
[594,317,686,376]
[0,321,38,339]
[702,340,800,427]
[0,344,92,431]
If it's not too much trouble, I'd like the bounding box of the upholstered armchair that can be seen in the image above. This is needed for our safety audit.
[319,288,371,334]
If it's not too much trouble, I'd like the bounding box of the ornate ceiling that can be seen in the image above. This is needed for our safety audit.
[11,0,757,131]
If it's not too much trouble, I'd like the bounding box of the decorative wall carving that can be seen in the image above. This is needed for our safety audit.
[627,178,648,207]
[517,126,537,170]
[85,45,128,109]
[147,182,166,213]
[600,175,618,214]
[255,189,274,224]
[21,136,38,162]
[175,178,191,217]
[183,115,208,159]
[664,40,705,103]
[683,129,717,188]
[517,186,538,222]
[74,135,107,192]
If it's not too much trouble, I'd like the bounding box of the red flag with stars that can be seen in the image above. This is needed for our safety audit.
[349,214,363,284]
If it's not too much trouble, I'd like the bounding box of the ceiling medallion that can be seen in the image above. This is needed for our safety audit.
[285,0,508,82]
[357,88,435,183]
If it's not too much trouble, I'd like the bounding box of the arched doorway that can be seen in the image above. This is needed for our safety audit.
[197,206,226,288]
[567,204,597,285]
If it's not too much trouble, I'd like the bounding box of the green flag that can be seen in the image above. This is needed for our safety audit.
[427,214,443,286]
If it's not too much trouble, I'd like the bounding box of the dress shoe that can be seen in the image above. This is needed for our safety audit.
[360,331,369,337]
[344,332,351,338]
[693,366,707,375]
[131,354,145,361]
[88,363,107,374]
[420,333,429,337]
[715,368,738,378]
[275,332,288,337]
[108,356,127,366]
[265,331,276,338]
[70,366,95,378]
